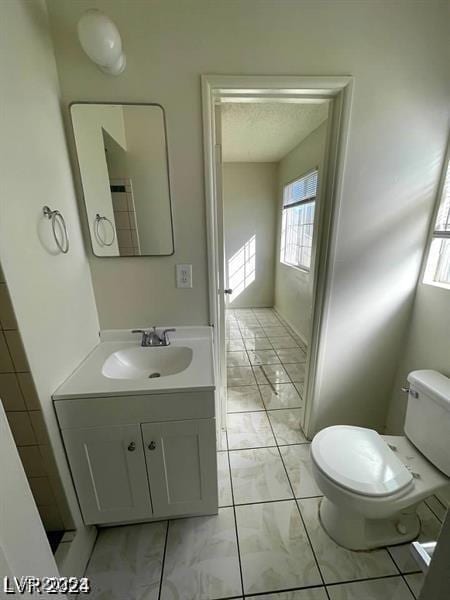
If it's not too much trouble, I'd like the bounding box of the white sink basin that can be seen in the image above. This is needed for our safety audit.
[53,327,214,399]
[102,346,193,380]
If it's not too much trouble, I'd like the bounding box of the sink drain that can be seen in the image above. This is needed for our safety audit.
[148,372,161,379]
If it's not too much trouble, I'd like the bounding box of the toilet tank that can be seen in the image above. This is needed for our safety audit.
[404,370,450,477]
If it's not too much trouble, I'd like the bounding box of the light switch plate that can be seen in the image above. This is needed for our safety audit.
[176,264,192,288]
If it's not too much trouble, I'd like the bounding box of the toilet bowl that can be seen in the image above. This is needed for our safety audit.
[310,370,450,550]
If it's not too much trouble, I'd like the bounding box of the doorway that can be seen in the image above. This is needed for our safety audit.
[202,75,353,446]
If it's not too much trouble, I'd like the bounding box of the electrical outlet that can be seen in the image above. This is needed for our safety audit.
[176,264,192,288]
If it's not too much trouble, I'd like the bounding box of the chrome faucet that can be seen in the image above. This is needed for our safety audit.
[132,326,176,347]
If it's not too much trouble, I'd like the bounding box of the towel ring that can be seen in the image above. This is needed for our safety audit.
[94,213,116,247]
[43,206,69,254]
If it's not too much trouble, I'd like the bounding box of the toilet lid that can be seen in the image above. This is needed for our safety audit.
[311,426,413,497]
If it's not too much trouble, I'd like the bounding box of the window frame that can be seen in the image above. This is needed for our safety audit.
[423,147,450,289]
[280,168,318,273]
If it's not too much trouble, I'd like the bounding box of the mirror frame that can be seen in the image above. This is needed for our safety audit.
[69,101,175,258]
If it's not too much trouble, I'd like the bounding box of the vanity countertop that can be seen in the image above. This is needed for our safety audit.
[53,326,215,400]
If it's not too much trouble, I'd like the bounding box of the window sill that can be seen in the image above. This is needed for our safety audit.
[422,279,450,291]
[280,260,310,275]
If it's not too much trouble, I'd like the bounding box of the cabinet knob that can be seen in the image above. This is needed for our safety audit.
[148,441,156,451]
[127,442,136,452]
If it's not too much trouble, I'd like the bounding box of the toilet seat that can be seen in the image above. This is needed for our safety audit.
[311,426,413,497]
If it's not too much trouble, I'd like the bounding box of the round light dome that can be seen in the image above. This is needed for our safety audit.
[77,10,126,76]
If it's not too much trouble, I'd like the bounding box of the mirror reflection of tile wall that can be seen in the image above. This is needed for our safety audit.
[111,178,141,256]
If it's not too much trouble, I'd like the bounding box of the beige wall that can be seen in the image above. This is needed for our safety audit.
[223,163,277,308]
[387,282,450,433]
[47,0,449,433]
[0,0,99,539]
[274,122,328,343]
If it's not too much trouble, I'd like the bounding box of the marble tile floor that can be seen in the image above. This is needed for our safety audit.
[84,445,443,600]
[82,309,443,600]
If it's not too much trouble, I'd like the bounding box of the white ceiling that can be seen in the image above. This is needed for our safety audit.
[221,102,329,163]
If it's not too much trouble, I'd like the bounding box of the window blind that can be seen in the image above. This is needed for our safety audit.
[283,169,318,208]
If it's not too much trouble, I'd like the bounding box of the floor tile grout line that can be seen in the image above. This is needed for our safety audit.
[374,513,425,593]
[227,308,316,597]
[325,572,416,587]
[81,529,98,579]
[208,596,242,600]
[227,309,418,596]
[227,381,303,397]
[241,322,324,593]
[228,406,303,414]
[226,364,304,389]
[227,311,306,437]
[227,442,310,451]
[430,494,447,510]
[240,572,415,600]
[399,572,420,599]
[263,394,331,600]
[225,430,246,599]
[423,497,445,524]
[257,381,305,407]
[156,520,170,600]
[243,583,327,598]
[385,546,405,583]
[386,546,422,577]
[231,495,325,508]
[227,442,311,453]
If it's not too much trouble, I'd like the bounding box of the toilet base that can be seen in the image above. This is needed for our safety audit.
[319,496,421,551]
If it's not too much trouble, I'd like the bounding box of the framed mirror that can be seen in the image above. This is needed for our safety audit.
[71,103,174,257]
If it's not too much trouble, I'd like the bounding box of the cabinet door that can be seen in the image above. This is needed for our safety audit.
[63,424,152,525]
[142,419,218,517]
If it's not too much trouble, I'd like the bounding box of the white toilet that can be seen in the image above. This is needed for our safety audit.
[310,370,450,550]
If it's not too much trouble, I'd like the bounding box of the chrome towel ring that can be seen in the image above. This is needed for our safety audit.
[43,206,69,254]
[94,213,116,247]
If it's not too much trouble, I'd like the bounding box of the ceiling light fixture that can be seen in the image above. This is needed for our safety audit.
[77,9,126,76]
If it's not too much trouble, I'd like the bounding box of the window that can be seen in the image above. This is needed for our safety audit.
[280,169,318,271]
[424,158,450,287]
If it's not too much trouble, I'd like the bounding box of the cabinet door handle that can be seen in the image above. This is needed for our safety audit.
[148,441,156,451]
[127,442,136,452]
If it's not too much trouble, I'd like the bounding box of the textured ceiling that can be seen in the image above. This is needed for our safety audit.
[222,102,329,163]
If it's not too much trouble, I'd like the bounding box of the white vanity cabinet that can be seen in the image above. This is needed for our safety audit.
[142,419,216,517]
[54,391,218,526]
[63,424,152,525]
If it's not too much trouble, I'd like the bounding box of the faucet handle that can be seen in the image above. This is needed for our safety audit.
[162,328,176,345]
[132,327,155,334]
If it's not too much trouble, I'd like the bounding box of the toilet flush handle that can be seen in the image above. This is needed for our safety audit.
[401,386,419,399]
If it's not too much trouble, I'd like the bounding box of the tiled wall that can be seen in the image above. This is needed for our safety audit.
[111,178,141,256]
[0,261,64,531]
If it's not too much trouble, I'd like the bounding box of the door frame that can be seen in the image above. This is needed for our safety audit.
[202,75,353,439]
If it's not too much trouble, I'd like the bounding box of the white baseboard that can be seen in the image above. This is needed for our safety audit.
[273,306,309,347]
[228,302,274,309]
[55,525,97,578]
